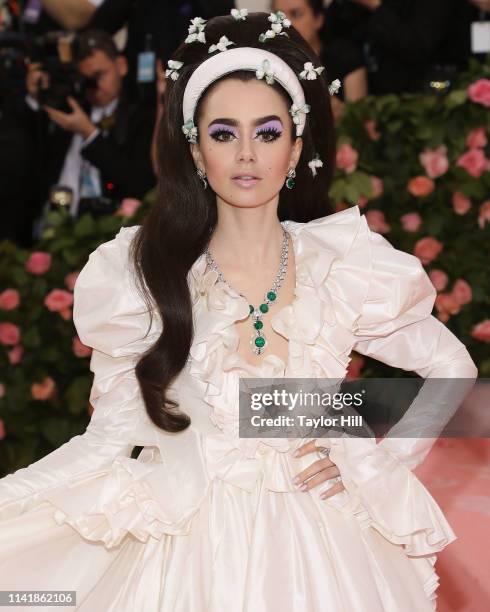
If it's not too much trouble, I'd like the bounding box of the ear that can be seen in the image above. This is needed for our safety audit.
[290,136,303,168]
[116,55,128,77]
[190,143,203,171]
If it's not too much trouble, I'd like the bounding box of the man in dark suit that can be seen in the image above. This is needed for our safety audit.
[25,28,156,222]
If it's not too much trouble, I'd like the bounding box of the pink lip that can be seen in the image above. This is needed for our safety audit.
[232,177,261,188]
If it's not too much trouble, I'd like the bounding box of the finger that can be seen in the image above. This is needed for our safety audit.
[293,462,339,486]
[292,440,320,457]
[67,96,79,111]
[297,468,334,492]
[320,481,345,500]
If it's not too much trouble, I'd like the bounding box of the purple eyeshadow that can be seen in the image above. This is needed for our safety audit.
[208,119,283,137]
[256,119,283,134]
[208,123,237,137]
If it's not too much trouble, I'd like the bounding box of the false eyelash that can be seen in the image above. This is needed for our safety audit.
[210,127,282,142]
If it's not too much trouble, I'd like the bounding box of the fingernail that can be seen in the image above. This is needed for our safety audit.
[292,476,300,484]
[292,450,300,457]
[300,483,308,491]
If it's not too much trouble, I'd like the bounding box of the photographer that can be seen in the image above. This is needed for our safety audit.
[25,28,156,222]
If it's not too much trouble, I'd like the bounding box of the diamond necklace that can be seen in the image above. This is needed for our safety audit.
[204,226,289,355]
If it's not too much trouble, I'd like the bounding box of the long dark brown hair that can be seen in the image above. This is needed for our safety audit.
[130,12,336,433]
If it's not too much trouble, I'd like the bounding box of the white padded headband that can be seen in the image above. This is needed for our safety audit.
[182,47,309,137]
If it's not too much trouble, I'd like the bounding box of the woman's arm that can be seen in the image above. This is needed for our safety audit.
[343,66,368,102]
[351,227,478,469]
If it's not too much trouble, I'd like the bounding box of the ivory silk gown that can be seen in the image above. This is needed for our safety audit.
[0,206,478,611]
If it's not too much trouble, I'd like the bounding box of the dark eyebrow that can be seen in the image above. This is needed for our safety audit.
[208,115,283,128]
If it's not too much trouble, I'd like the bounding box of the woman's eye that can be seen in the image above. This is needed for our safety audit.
[210,129,236,142]
[210,127,282,143]
[256,127,282,142]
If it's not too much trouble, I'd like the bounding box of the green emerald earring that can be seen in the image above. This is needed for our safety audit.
[285,168,296,189]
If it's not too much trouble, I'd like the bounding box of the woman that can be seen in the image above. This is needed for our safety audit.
[0,10,478,611]
[272,0,368,120]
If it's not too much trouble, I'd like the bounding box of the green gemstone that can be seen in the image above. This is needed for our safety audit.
[286,177,295,189]
[267,291,276,301]
[259,303,269,313]
[254,320,263,330]
[249,304,254,314]
[254,336,266,348]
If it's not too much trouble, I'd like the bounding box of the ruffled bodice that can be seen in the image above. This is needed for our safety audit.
[0,206,477,562]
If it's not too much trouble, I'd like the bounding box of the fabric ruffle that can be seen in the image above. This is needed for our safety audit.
[186,205,455,560]
[41,445,209,549]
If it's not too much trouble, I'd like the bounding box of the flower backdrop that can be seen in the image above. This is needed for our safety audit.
[0,61,489,474]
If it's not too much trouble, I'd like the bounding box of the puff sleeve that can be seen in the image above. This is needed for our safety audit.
[352,226,478,470]
[0,226,161,520]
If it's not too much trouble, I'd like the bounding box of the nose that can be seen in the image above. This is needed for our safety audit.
[236,134,257,162]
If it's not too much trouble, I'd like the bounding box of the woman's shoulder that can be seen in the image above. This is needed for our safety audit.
[72,225,158,356]
[287,205,436,335]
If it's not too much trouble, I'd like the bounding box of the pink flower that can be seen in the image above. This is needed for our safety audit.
[452,192,472,215]
[8,344,24,365]
[365,209,391,234]
[357,196,368,208]
[0,419,5,440]
[64,271,80,291]
[60,308,72,321]
[407,176,435,198]
[346,353,365,380]
[115,198,142,218]
[0,322,20,346]
[471,320,490,342]
[31,376,56,401]
[336,143,359,174]
[401,212,422,233]
[478,200,490,229]
[435,293,461,317]
[0,289,20,310]
[429,269,448,292]
[364,119,381,141]
[451,279,472,305]
[466,127,487,149]
[370,175,384,199]
[467,79,490,107]
[25,252,52,275]
[419,145,449,179]
[72,336,92,358]
[44,289,74,313]
[413,237,443,265]
[456,149,488,178]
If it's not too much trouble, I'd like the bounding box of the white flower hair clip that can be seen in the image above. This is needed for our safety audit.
[308,154,323,177]
[328,79,342,95]
[165,59,184,81]
[289,102,311,125]
[299,61,325,81]
[259,10,291,43]
[256,59,275,85]
[208,35,235,53]
[182,118,198,143]
[185,16,207,44]
[231,8,248,21]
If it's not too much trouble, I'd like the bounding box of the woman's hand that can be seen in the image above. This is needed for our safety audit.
[292,440,345,500]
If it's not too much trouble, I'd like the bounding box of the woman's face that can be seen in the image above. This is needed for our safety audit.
[191,78,302,210]
[272,0,324,46]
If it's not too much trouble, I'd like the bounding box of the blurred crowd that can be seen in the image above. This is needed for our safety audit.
[0,0,489,247]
